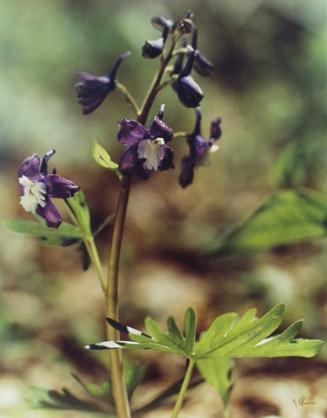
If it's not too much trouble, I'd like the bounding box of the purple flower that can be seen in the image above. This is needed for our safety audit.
[18,150,79,228]
[172,49,204,108]
[75,52,131,115]
[118,105,174,179]
[179,109,222,188]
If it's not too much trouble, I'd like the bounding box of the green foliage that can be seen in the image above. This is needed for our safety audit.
[123,358,147,399]
[2,219,81,246]
[101,305,323,360]
[212,190,327,254]
[27,358,146,414]
[28,386,107,414]
[196,358,233,406]
[92,305,323,406]
[92,140,119,171]
[194,304,323,359]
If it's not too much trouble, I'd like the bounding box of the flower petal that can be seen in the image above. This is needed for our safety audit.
[179,156,195,188]
[43,175,79,198]
[36,198,63,228]
[118,119,147,146]
[18,154,41,179]
[150,116,173,142]
[40,150,56,175]
[193,135,210,157]
[210,118,222,140]
[75,72,114,115]
[158,145,174,171]
[119,145,139,175]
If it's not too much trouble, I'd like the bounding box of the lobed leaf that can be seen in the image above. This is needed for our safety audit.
[195,304,324,359]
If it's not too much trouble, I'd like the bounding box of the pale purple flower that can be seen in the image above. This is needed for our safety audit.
[18,150,79,228]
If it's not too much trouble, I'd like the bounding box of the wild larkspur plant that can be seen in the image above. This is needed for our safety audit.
[4,10,324,418]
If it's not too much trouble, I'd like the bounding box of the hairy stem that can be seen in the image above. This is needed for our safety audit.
[171,360,195,418]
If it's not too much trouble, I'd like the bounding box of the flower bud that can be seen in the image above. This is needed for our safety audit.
[142,37,164,59]
[172,50,203,108]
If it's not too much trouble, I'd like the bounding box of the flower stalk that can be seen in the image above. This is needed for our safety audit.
[105,38,179,418]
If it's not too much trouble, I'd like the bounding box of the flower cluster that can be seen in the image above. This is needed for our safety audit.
[72,11,222,189]
[18,151,79,228]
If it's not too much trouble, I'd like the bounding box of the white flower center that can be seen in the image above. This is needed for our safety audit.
[19,175,47,213]
[137,138,165,171]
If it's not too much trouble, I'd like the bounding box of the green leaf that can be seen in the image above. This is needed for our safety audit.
[167,316,184,346]
[195,304,324,359]
[89,306,323,362]
[2,219,81,247]
[212,190,327,254]
[27,386,108,413]
[183,307,197,354]
[92,140,119,170]
[123,358,147,399]
[67,191,91,236]
[196,358,233,406]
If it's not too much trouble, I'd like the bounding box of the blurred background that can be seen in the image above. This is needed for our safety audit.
[0,0,326,417]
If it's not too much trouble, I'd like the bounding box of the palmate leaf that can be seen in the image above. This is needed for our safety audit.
[210,190,327,254]
[86,306,323,409]
[2,219,82,247]
[87,305,323,361]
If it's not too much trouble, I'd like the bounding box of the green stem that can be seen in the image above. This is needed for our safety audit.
[171,360,195,418]
[65,199,106,292]
[85,236,106,292]
[116,81,140,116]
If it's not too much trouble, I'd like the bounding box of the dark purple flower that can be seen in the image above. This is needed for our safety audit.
[142,38,165,58]
[172,49,203,108]
[18,150,79,228]
[179,109,222,188]
[75,52,131,115]
[118,105,174,179]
